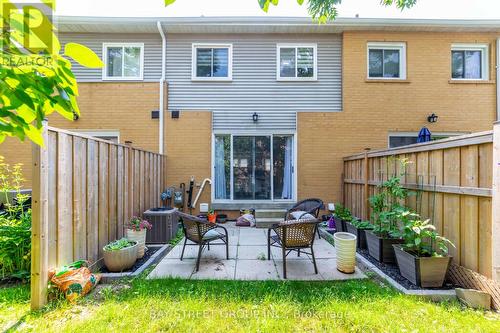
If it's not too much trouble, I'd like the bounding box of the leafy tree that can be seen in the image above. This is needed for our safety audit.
[0,0,103,145]
[165,0,418,23]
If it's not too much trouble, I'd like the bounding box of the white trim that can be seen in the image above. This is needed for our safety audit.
[157,21,166,155]
[497,38,500,121]
[276,43,318,81]
[366,42,407,80]
[76,130,120,143]
[191,43,233,81]
[102,42,144,81]
[451,43,489,80]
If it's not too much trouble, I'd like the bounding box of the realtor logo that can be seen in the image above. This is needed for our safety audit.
[1,0,55,53]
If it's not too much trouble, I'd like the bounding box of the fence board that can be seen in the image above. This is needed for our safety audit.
[31,126,166,309]
[343,130,495,278]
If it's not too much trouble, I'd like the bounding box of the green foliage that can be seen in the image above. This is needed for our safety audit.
[104,238,136,251]
[165,1,418,23]
[0,156,31,281]
[350,219,373,229]
[334,203,352,221]
[0,1,103,145]
[399,211,454,257]
[369,158,411,237]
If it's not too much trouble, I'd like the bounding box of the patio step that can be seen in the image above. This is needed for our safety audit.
[255,217,283,228]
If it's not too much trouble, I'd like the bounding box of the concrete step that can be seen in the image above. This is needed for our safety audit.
[255,217,283,229]
[255,209,286,219]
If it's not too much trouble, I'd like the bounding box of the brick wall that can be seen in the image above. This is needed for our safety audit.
[297,31,498,207]
[0,82,160,186]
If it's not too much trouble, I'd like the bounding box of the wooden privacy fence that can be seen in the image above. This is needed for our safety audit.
[343,122,500,284]
[31,124,167,309]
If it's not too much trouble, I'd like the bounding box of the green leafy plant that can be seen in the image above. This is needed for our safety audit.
[399,211,454,257]
[350,219,373,230]
[369,158,411,238]
[0,156,31,281]
[334,203,352,221]
[104,239,136,251]
[1,1,103,145]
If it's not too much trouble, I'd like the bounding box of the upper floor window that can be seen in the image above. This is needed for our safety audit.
[451,44,489,80]
[367,42,406,79]
[277,44,317,81]
[102,43,144,80]
[192,44,232,80]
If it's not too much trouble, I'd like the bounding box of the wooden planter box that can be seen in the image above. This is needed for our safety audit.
[365,230,403,263]
[393,245,452,288]
[345,221,372,249]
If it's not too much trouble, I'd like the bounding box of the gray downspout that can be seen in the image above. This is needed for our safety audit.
[157,21,166,154]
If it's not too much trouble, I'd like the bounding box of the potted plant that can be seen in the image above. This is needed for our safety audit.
[345,219,374,249]
[393,213,454,287]
[103,238,138,272]
[365,159,410,263]
[126,216,152,258]
[333,203,352,233]
[207,209,217,224]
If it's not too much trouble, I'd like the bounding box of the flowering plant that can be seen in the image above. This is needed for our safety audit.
[127,216,152,231]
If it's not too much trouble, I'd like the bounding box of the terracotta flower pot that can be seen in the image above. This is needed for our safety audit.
[126,229,147,258]
[103,241,138,272]
[334,232,357,274]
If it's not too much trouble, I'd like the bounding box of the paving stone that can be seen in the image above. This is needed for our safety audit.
[316,259,366,280]
[273,259,324,280]
[147,259,194,279]
[235,260,279,280]
[190,259,237,280]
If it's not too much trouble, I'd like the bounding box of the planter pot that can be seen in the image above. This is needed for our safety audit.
[207,213,217,224]
[103,241,138,272]
[365,230,403,263]
[393,245,452,288]
[334,232,357,274]
[126,229,147,258]
[345,221,373,249]
[333,217,346,233]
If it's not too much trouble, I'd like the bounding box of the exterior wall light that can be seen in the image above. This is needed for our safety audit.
[427,113,438,123]
[252,112,258,122]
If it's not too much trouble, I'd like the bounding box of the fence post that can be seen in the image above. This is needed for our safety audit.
[493,121,500,282]
[31,121,49,310]
[364,149,371,221]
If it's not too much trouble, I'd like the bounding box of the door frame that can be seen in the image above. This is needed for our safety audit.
[211,130,297,204]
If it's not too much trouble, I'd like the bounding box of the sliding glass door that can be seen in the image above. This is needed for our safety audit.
[214,134,294,201]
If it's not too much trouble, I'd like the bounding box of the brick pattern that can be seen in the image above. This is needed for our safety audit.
[297,31,497,206]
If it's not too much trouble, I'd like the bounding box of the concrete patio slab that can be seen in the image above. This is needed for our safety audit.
[190,259,236,280]
[235,259,279,280]
[147,222,366,281]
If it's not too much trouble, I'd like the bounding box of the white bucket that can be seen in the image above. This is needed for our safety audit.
[334,232,357,274]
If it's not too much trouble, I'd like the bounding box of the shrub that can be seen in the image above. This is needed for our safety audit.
[0,156,31,281]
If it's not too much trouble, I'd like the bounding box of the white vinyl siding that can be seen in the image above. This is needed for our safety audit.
[367,42,406,80]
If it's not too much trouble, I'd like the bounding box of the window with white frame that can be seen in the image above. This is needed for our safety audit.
[367,42,406,79]
[192,44,232,80]
[103,43,144,80]
[277,44,317,80]
[78,130,120,143]
[451,44,489,80]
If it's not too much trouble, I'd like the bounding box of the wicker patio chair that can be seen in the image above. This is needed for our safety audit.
[285,198,324,239]
[267,219,320,279]
[177,212,229,272]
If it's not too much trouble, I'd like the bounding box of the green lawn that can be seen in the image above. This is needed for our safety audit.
[1,277,499,332]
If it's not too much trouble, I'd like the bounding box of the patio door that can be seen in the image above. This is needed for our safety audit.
[213,134,294,201]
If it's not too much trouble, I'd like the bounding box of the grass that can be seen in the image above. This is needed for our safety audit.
[1,277,499,332]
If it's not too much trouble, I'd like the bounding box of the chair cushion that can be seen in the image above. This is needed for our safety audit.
[202,229,224,240]
[290,211,315,220]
